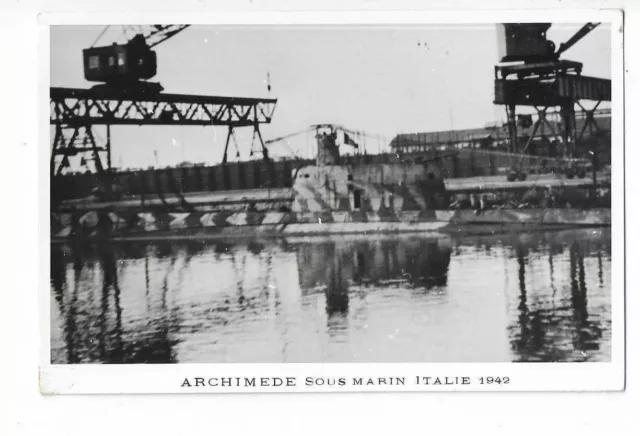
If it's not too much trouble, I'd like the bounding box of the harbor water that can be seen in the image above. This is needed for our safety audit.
[50,229,612,364]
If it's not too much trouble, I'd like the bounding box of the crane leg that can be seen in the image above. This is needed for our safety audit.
[222,126,233,164]
[106,124,112,170]
[51,125,62,176]
[255,125,269,162]
[507,104,517,154]
[561,103,576,158]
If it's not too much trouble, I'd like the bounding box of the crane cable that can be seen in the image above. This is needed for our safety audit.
[264,127,314,145]
[90,25,111,48]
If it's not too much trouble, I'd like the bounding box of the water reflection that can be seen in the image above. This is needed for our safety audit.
[297,238,451,291]
[506,236,609,362]
[50,229,611,363]
[325,245,349,337]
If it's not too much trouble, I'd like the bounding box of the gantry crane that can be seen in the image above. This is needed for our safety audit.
[50,25,277,179]
[494,23,611,181]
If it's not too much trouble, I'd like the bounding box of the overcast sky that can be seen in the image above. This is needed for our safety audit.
[50,24,612,169]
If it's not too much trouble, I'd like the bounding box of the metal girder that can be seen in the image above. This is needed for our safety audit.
[50,87,278,127]
[51,124,109,176]
[494,74,611,106]
[555,75,611,101]
[496,60,583,80]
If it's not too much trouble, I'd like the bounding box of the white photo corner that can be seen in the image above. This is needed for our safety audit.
[39,9,625,394]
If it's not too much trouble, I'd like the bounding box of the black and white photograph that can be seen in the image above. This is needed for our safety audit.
[5,0,640,432]
[44,14,623,391]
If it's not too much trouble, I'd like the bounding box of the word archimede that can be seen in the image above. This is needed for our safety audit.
[180,376,511,388]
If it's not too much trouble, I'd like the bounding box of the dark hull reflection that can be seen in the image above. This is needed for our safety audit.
[50,229,611,363]
[297,237,451,292]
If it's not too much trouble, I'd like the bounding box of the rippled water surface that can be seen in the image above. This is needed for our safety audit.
[50,229,612,363]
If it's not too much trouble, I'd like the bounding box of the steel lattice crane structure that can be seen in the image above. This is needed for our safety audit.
[494,23,611,180]
[50,25,277,176]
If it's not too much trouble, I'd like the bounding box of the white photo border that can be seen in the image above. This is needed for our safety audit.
[38,8,625,394]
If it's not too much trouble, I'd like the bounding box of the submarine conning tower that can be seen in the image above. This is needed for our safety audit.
[290,123,451,218]
[315,124,342,166]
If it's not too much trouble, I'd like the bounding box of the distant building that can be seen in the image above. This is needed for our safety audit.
[390,111,611,155]
[390,125,509,154]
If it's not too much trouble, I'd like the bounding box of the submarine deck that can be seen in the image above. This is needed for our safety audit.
[56,172,610,212]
